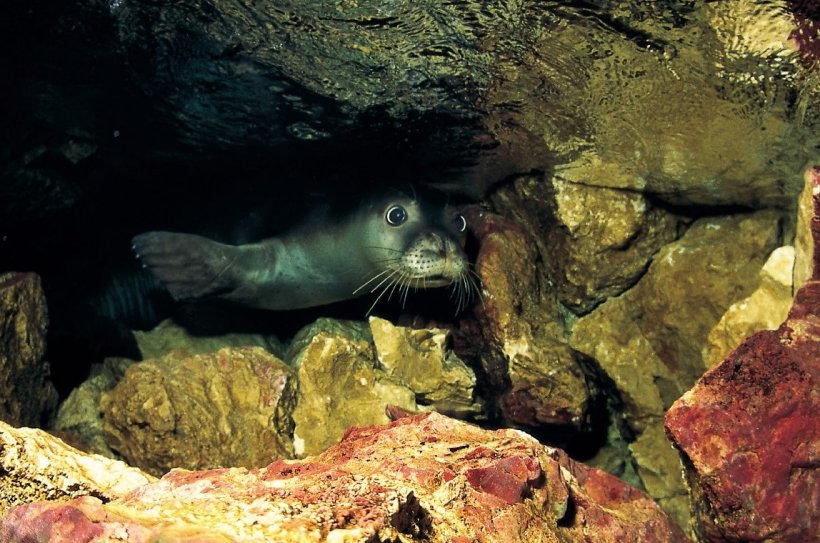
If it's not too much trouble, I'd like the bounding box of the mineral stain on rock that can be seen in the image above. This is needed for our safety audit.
[0,412,689,542]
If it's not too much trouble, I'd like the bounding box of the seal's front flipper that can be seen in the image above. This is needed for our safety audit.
[132,232,240,301]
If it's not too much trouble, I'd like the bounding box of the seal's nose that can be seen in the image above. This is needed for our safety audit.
[421,232,446,257]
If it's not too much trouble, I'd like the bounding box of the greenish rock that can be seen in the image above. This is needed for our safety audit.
[285,317,371,367]
[101,347,297,477]
[0,272,58,427]
[571,210,783,428]
[704,245,795,367]
[629,426,691,532]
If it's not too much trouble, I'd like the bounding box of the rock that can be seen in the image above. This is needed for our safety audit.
[0,272,58,427]
[292,317,483,457]
[704,245,795,367]
[464,206,590,429]
[794,165,819,290]
[369,317,480,416]
[291,323,415,457]
[0,412,689,543]
[572,210,782,426]
[552,0,811,208]
[134,318,279,361]
[50,357,134,458]
[284,317,372,366]
[571,210,783,528]
[0,419,154,515]
[101,347,297,476]
[664,164,820,543]
[491,174,683,313]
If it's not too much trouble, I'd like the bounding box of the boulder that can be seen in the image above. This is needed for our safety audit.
[464,206,590,430]
[664,165,820,542]
[704,245,795,367]
[50,357,133,458]
[0,412,689,543]
[491,174,682,313]
[370,317,480,417]
[101,346,297,476]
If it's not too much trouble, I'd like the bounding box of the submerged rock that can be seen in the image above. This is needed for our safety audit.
[291,324,414,457]
[370,317,480,417]
[101,346,297,476]
[0,272,58,427]
[0,412,688,542]
[704,245,795,367]
[292,318,481,457]
[665,165,820,543]
[0,420,153,515]
[571,209,782,527]
[464,206,590,430]
[134,318,279,360]
[492,174,683,313]
[50,357,134,458]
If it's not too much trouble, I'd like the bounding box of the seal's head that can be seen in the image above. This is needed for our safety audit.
[354,188,479,313]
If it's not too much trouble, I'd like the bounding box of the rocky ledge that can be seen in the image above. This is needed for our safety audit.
[0,411,687,543]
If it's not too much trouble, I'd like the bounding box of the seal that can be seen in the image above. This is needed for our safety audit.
[132,188,478,314]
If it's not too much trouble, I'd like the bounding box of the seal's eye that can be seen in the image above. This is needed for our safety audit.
[454,214,467,233]
[385,205,408,226]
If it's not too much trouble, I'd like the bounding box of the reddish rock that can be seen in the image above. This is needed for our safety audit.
[464,205,590,430]
[0,412,688,542]
[664,165,820,543]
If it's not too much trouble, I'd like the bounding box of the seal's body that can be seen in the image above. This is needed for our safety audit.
[132,189,476,312]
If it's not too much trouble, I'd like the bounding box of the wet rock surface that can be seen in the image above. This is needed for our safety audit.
[0,273,58,427]
[50,357,133,458]
[0,412,688,543]
[704,245,795,367]
[101,346,297,476]
[664,167,820,543]
[370,317,480,417]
